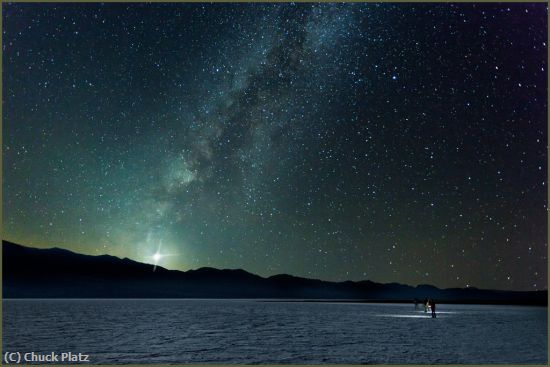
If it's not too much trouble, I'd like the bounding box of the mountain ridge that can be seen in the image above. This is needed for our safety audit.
[2,240,546,305]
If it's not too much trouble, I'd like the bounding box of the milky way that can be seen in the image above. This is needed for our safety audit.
[3,3,547,290]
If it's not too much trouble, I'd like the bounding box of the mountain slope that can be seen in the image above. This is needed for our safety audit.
[2,241,546,304]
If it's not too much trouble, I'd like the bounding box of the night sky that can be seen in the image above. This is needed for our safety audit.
[3,3,547,291]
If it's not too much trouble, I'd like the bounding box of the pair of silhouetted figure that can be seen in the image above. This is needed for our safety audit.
[418,298,436,318]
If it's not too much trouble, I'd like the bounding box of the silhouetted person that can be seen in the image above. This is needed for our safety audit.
[414,298,419,310]
[430,299,436,318]
[423,298,428,312]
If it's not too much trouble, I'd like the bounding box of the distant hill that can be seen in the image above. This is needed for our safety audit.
[2,240,547,305]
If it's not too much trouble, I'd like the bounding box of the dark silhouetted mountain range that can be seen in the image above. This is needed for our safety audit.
[3,241,547,305]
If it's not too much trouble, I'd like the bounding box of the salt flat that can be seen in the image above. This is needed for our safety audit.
[3,299,547,364]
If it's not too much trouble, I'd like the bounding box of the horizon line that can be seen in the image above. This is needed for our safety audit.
[3,239,547,293]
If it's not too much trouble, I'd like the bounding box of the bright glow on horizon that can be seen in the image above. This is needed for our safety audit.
[152,241,164,272]
[150,239,180,272]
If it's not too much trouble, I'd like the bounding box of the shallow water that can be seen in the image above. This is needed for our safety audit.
[2,299,547,364]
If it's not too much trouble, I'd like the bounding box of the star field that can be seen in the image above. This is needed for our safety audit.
[3,3,547,291]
